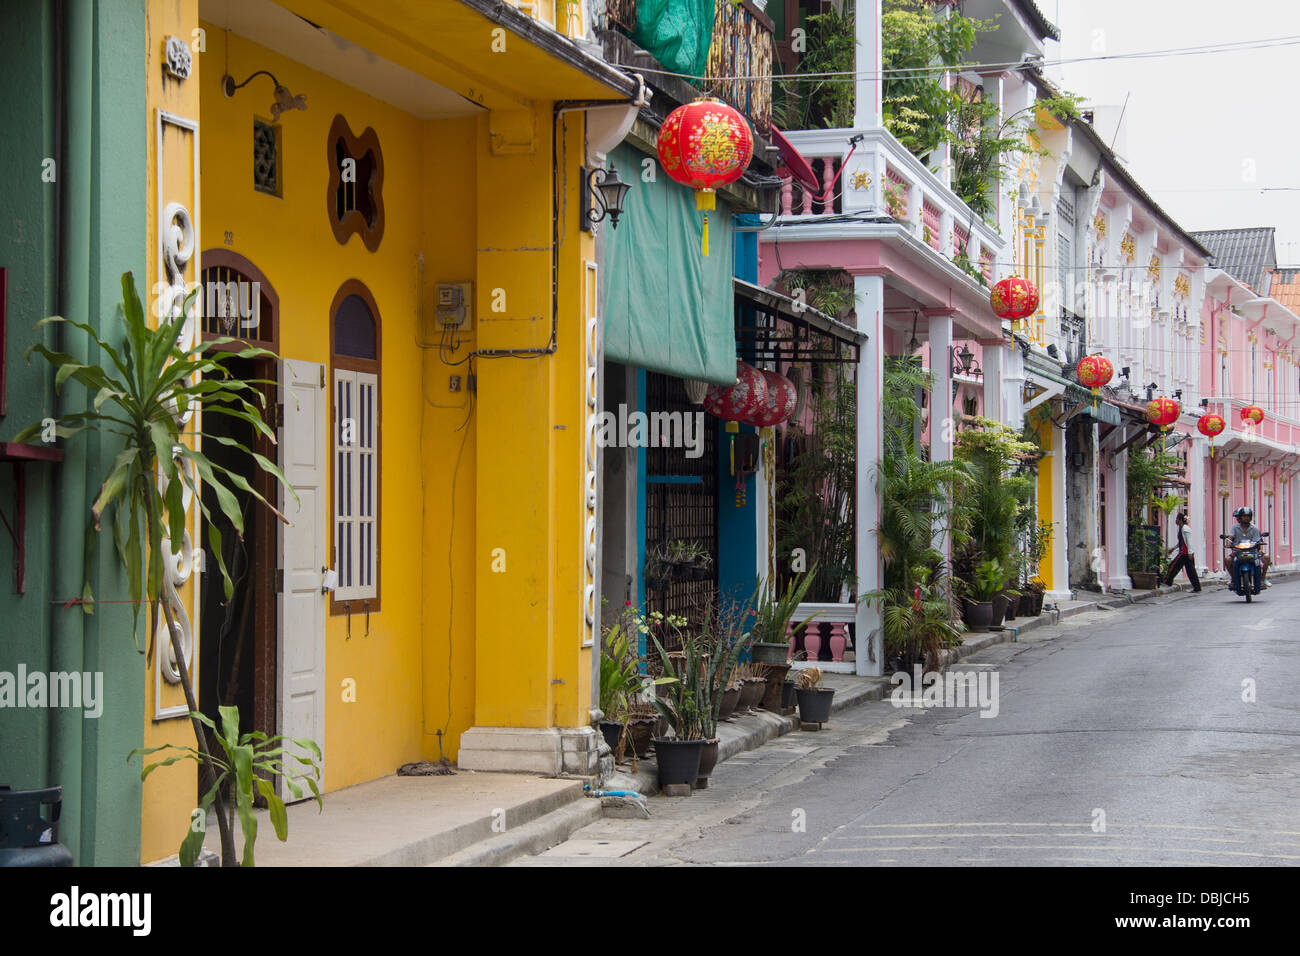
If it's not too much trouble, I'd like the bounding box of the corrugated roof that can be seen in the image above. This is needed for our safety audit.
[1012,0,1061,41]
[1268,267,1300,312]
[1189,228,1277,293]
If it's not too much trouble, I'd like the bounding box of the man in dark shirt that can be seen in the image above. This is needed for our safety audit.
[1226,507,1263,593]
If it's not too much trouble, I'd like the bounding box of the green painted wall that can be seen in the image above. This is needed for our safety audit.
[0,0,147,865]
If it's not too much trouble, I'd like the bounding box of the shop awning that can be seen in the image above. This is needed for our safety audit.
[603,143,737,384]
[1023,364,1121,425]
[732,278,863,365]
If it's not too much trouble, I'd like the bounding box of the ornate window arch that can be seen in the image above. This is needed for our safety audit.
[330,279,381,612]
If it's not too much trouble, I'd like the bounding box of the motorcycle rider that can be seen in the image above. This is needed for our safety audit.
[1225,506,1265,594]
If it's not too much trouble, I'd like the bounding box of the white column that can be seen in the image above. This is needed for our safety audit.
[1105,439,1130,592]
[854,0,884,130]
[1048,419,1071,602]
[929,313,953,561]
[1189,436,1207,573]
[982,340,1004,423]
[855,274,885,677]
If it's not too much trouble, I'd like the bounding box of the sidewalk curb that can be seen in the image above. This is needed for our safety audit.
[433,798,603,867]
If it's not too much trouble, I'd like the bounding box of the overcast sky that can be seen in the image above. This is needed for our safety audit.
[1048,0,1300,264]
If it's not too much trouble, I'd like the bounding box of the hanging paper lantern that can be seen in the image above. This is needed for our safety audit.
[1240,405,1265,426]
[703,361,766,422]
[657,98,754,256]
[1076,354,1114,389]
[1147,396,1180,430]
[989,276,1039,322]
[1197,413,1225,439]
[746,370,799,427]
[1198,412,1225,458]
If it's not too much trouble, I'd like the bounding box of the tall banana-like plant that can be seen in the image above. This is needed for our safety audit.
[16,272,296,866]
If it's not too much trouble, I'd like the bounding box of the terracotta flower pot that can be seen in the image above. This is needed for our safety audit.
[625,716,656,758]
[695,738,720,789]
[717,686,740,720]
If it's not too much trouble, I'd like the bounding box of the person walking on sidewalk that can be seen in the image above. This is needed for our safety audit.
[1164,511,1201,592]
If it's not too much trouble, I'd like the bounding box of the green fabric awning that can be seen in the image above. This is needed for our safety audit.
[603,143,737,385]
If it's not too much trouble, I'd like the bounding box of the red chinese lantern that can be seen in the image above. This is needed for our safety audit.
[1147,396,1180,431]
[1241,405,1264,426]
[1198,412,1226,458]
[1076,353,1113,409]
[657,98,754,256]
[1076,354,1114,389]
[704,361,766,422]
[1197,413,1225,438]
[746,370,799,427]
[989,276,1039,322]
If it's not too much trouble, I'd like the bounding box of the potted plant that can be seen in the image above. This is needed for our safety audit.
[597,620,641,761]
[649,629,709,789]
[693,599,753,788]
[749,566,819,664]
[1128,524,1163,590]
[963,558,1006,631]
[644,543,671,591]
[795,666,835,727]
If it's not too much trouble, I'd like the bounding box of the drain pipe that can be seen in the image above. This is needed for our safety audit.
[49,0,94,864]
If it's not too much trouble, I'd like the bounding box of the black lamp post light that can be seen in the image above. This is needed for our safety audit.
[951,343,982,378]
[580,164,631,232]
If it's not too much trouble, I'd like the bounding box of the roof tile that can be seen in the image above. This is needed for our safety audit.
[1189,227,1277,293]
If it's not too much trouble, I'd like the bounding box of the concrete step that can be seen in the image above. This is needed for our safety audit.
[431,797,602,866]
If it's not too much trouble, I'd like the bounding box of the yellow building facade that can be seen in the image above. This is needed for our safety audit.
[140,0,638,862]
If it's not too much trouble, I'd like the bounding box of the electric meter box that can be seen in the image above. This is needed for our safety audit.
[435,281,473,330]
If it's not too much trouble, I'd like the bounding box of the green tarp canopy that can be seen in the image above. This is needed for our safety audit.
[603,142,737,385]
[632,0,716,77]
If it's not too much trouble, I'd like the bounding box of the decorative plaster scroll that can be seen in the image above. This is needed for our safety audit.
[582,261,600,646]
[164,36,192,80]
[154,109,201,718]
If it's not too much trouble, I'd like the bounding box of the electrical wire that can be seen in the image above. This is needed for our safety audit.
[633,33,1300,85]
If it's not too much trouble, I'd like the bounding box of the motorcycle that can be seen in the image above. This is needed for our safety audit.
[1220,531,1269,602]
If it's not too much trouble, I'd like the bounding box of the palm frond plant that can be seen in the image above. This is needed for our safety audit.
[861,359,973,671]
[129,704,321,866]
[16,272,299,866]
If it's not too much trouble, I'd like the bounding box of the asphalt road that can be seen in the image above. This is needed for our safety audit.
[517,577,1300,866]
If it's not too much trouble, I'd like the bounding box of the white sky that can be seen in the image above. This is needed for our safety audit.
[1049,0,1300,264]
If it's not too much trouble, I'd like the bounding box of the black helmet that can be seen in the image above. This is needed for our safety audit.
[1234,506,1254,519]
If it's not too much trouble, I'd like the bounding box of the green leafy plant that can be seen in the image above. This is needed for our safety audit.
[860,359,972,670]
[773,6,856,130]
[650,597,752,741]
[881,0,988,158]
[17,272,298,866]
[130,704,321,866]
[952,415,1038,593]
[751,565,819,647]
[969,558,1007,603]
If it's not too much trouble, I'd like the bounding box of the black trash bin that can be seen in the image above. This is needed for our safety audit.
[0,785,75,866]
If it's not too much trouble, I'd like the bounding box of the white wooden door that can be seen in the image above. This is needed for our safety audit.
[278,358,328,799]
